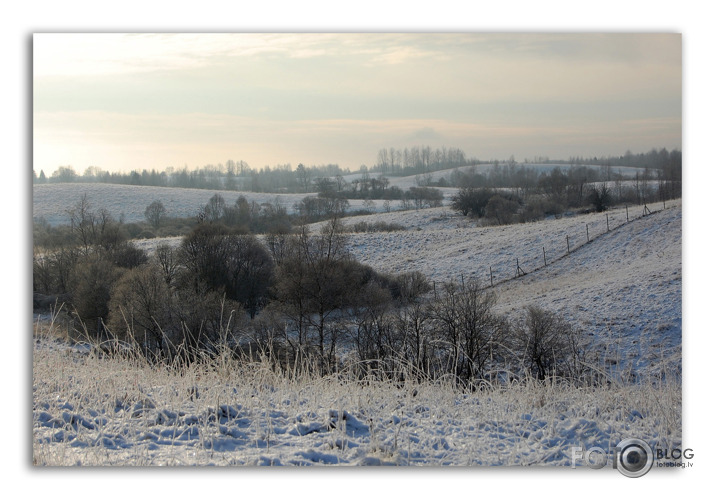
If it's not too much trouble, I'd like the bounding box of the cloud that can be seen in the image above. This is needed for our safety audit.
[407,127,443,142]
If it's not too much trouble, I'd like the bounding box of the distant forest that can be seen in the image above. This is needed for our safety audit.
[33,146,681,195]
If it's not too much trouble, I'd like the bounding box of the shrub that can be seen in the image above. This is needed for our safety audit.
[137,229,156,239]
[485,194,520,225]
[430,280,504,382]
[450,187,494,217]
[509,306,587,381]
[178,223,274,317]
[69,255,124,337]
[588,184,612,213]
[107,263,174,355]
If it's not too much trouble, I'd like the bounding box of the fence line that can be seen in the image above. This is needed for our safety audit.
[443,201,676,291]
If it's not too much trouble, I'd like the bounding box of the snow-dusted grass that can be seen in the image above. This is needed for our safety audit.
[32,322,680,467]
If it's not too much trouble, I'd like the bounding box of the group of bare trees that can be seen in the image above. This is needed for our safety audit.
[374,145,468,175]
[36,194,592,383]
[296,277,591,385]
[451,162,680,226]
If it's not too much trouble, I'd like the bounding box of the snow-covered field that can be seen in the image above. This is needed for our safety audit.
[32,179,682,467]
[32,183,376,226]
[32,331,680,467]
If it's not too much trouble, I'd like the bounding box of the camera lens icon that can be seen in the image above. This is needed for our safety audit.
[616,438,654,478]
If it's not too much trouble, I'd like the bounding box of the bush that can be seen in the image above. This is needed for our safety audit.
[110,242,149,269]
[69,255,124,337]
[588,184,612,213]
[509,306,587,380]
[107,263,174,354]
[137,229,156,239]
[450,187,494,217]
[485,194,520,225]
[123,223,144,239]
[430,280,504,382]
[178,223,274,317]
[519,197,566,223]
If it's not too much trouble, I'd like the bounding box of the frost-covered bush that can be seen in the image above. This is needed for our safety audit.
[508,305,589,381]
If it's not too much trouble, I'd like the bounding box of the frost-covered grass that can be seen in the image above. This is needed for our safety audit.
[32,323,680,467]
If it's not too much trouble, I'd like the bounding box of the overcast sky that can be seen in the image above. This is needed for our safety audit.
[33,32,681,175]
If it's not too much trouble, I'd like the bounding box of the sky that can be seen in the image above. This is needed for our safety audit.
[33,32,681,176]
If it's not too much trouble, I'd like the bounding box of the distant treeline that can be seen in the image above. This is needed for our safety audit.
[33,162,349,193]
[33,147,681,195]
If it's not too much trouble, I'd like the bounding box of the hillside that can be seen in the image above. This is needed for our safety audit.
[32,183,369,226]
[316,200,682,378]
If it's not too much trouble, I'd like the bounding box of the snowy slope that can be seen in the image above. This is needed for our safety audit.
[316,200,682,378]
[33,183,373,226]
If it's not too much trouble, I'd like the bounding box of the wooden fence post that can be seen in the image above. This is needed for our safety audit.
[489,266,494,287]
[586,224,590,242]
[566,235,570,254]
[543,246,547,267]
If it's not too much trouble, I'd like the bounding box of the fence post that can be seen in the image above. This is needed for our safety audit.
[586,224,590,242]
[626,204,629,222]
[606,214,609,231]
[543,246,547,267]
[490,266,494,287]
[566,235,570,254]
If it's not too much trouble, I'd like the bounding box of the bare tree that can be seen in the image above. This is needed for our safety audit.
[144,200,167,228]
[67,194,97,254]
[510,306,586,380]
[431,280,503,382]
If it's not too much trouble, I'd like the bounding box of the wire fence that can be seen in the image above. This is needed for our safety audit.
[447,199,679,290]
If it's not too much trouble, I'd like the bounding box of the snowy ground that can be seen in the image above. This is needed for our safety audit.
[32,332,680,467]
[32,182,682,466]
[32,183,375,226]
